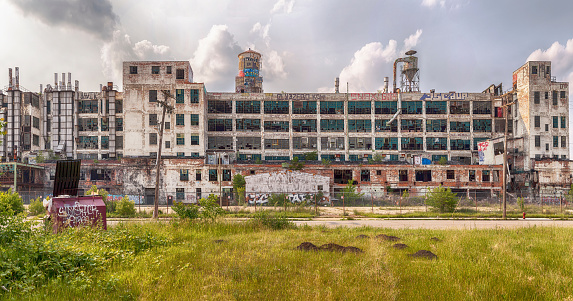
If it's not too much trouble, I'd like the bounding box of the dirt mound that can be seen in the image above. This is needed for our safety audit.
[320,243,346,252]
[356,234,370,239]
[297,242,319,251]
[214,239,227,243]
[343,246,363,253]
[376,234,400,241]
[408,250,438,260]
[430,237,441,242]
[392,243,408,249]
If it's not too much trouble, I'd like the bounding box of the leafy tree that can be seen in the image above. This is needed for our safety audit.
[372,152,384,162]
[304,151,318,161]
[321,158,331,166]
[438,157,448,165]
[86,185,113,213]
[287,157,304,170]
[426,185,458,213]
[199,194,225,222]
[342,180,363,206]
[0,189,24,216]
[35,152,46,163]
[28,197,45,216]
[116,196,136,217]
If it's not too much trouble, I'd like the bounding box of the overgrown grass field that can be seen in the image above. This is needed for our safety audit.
[3,216,573,300]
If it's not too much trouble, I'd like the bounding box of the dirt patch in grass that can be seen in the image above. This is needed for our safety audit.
[408,250,437,260]
[430,237,441,242]
[297,242,319,251]
[356,234,370,239]
[376,234,400,241]
[214,239,227,244]
[320,243,346,252]
[392,243,408,249]
[343,246,363,253]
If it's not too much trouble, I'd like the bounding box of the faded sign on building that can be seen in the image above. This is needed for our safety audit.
[245,170,330,204]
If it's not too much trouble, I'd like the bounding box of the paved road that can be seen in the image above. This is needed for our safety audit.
[292,218,573,229]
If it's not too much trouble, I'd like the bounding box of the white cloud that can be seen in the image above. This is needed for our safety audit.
[527,39,573,80]
[251,22,272,47]
[421,0,446,8]
[100,29,171,84]
[190,25,242,89]
[337,30,423,92]
[421,0,467,10]
[271,0,295,14]
[263,50,288,80]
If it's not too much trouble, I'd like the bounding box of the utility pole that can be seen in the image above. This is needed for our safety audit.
[502,99,516,219]
[153,90,174,219]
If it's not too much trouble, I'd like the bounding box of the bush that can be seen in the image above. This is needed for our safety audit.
[0,189,24,216]
[28,197,45,216]
[85,185,113,213]
[115,196,136,217]
[426,185,458,213]
[172,201,200,220]
[252,211,294,230]
[199,194,225,222]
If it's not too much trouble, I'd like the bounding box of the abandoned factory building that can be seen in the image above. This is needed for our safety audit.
[0,49,569,203]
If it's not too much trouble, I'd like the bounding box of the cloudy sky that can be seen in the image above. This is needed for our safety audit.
[2,0,573,97]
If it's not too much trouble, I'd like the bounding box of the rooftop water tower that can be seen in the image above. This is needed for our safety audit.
[393,50,420,93]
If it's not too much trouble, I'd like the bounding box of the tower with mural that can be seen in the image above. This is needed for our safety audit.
[235,49,263,93]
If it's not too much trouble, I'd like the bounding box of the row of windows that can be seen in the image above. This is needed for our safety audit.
[532,91,568,105]
[206,100,493,115]
[206,136,490,151]
[149,114,199,127]
[534,135,567,148]
[130,66,185,79]
[78,100,123,114]
[204,118,493,133]
[149,89,199,104]
[77,136,124,149]
[78,118,124,132]
[149,133,199,146]
[533,116,567,129]
[179,169,232,182]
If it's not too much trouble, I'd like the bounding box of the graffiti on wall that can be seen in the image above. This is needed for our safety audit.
[57,201,99,226]
[419,92,468,100]
[246,193,330,205]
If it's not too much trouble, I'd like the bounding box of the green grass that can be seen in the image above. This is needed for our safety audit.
[5,219,573,300]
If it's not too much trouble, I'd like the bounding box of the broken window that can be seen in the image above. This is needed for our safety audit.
[426,119,447,132]
[450,139,470,150]
[149,90,157,102]
[399,170,408,182]
[532,91,540,104]
[236,119,260,131]
[265,139,289,149]
[90,169,112,181]
[78,136,98,149]
[473,119,492,132]
[101,118,109,131]
[348,119,371,132]
[32,117,40,129]
[349,137,372,150]
[175,114,185,126]
[361,170,370,182]
[176,188,185,200]
[562,136,567,148]
[561,116,567,128]
[223,169,231,181]
[447,170,455,180]
[320,119,344,132]
[415,170,432,182]
[494,119,506,133]
[292,101,317,114]
[129,66,137,74]
[402,101,423,114]
[348,101,371,114]
[334,169,353,184]
[116,100,123,113]
[375,120,398,132]
[375,137,398,150]
[190,89,199,103]
[531,66,537,74]
[196,188,202,200]
[292,137,317,149]
[116,136,123,149]
[494,142,504,155]
[473,101,491,115]
[426,101,447,114]
[101,136,109,149]
[264,121,289,132]
[426,137,447,150]
[320,101,344,114]
[401,137,423,150]
[209,169,217,181]
[176,89,184,103]
[553,116,558,128]
[165,122,170,130]
[237,137,261,150]
[149,114,157,126]
[165,140,170,149]
[535,135,541,147]
[166,66,172,74]
[176,69,185,79]
[349,154,371,162]
[553,136,559,148]
[176,133,185,145]
[149,133,157,145]
[321,137,345,150]
[264,101,289,114]
[375,101,397,114]
[208,100,232,113]
[190,114,199,126]
[208,136,233,150]
[236,101,260,113]
[292,119,317,132]
[401,119,423,132]
[208,119,232,131]
[473,138,487,151]
[534,116,540,128]
[152,66,160,74]
[450,121,470,132]
[561,91,566,99]
[469,170,475,181]
[195,170,201,181]
[78,118,98,131]
[180,169,189,181]
[450,101,469,114]
[116,118,123,131]
[33,134,39,146]
[190,135,199,145]
[79,100,98,113]
[265,156,290,161]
